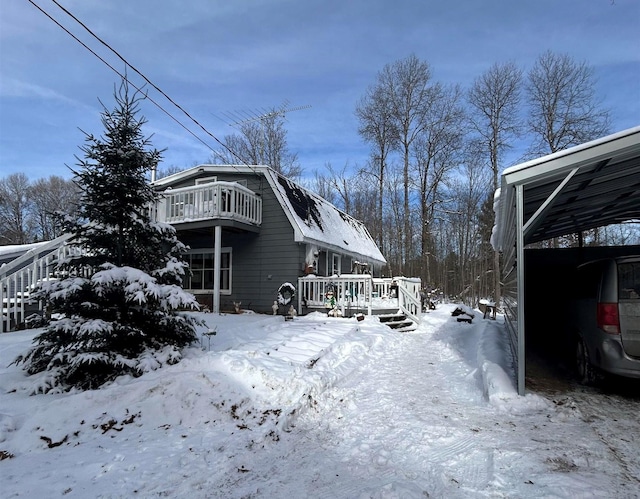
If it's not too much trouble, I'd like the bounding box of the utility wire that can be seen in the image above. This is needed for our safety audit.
[49,0,243,164]
[27,0,247,166]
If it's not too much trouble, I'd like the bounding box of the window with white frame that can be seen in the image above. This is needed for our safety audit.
[332,253,341,275]
[184,249,231,294]
[195,176,217,185]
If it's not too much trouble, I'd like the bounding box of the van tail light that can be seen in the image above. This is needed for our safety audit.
[597,302,620,334]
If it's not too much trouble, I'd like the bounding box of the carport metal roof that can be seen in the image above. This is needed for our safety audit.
[493,126,640,395]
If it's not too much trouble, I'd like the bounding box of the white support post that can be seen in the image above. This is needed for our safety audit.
[1,281,6,333]
[516,184,526,396]
[213,225,222,314]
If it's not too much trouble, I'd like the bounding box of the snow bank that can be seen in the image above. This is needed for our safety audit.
[476,313,552,414]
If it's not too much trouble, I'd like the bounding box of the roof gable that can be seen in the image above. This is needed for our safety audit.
[153,165,386,265]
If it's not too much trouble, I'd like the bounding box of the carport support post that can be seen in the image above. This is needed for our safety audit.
[516,184,526,396]
[213,225,222,314]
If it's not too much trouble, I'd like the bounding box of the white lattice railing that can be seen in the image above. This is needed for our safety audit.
[154,181,262,226]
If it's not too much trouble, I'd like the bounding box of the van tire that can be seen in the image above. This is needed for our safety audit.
[576,337,596,385]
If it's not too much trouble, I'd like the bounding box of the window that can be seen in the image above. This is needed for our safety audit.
[195,176,217,185]
[619,262,640,300]
[332,253,341,275]
[184,249,231,294]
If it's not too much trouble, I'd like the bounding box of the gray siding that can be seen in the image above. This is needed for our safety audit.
[166,168,385,313]
[174,171,305,314]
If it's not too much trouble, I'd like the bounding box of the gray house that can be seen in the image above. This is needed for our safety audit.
[152,165,387,314]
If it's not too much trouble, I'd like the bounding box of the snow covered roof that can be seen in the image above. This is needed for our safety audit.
[153,165,386,265]
[265,170,386,264]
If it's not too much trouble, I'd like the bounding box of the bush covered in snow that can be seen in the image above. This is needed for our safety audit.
[14,80,200,392]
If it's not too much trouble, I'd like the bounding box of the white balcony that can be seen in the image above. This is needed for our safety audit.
[153,181,262,227]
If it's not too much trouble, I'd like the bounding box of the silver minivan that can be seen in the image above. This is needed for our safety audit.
[570,256,640,383]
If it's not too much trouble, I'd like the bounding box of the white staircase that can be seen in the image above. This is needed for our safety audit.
[1,234,76,333]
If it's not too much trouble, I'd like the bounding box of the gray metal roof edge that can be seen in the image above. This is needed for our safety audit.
[494,126,640,251]
[502,126,640,186]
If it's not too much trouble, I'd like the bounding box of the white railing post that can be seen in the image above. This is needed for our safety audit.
[1,280,6,333]
[395,277,422,324]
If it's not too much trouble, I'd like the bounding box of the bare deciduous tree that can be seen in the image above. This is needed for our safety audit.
[468,61,522,191]
[308,166,338,206]
[0,172,34,244]
[30,175,78,241]
[355,83,398,248]
[445,158,492,302]
[378,55,436,269]
[527,50,611,155]
[155,164,188,180]
[468,61,522,308]
[219,109,302,179]
[411,83,466,284]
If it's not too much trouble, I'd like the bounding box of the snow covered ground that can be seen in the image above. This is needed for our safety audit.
[1,306,639,498]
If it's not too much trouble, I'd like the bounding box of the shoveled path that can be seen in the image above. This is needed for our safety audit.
[221,307,639,498]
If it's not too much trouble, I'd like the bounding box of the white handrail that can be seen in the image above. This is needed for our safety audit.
[395,277,422,324]
[0,233,75,280]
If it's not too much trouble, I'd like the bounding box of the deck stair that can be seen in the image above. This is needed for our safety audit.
[377,312,417,332]
[1,233,75,332]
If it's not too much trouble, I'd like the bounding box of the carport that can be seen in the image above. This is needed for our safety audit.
[493,126,640,395]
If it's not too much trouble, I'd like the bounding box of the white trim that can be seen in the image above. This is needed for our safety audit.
[213,226,222,314]
[195,176,217,185]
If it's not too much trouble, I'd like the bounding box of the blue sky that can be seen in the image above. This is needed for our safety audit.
[1,0,639,181]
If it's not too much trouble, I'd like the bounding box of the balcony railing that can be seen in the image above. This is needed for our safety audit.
[153,181,262,226]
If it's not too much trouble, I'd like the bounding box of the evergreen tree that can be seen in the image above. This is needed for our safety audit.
[15,80,200,393]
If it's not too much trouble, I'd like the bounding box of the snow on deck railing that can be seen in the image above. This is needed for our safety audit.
[297,275,421,324]
[298,274,373,316]
[1,235,79,333]
[153,181,262,226]
[372,277,394,299]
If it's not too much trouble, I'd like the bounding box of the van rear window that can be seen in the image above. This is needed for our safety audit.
[618,262,640,300]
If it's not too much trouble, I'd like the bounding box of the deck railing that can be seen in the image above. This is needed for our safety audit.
[154,181,262,226]
[394,277,422,324]
[298,275,422,323]
[298,275,374,316]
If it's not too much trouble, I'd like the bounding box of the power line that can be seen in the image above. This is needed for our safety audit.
[26,0,246,165]
[49,0,242,163]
